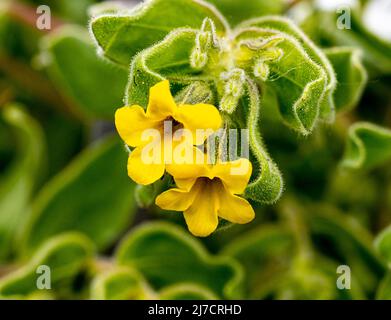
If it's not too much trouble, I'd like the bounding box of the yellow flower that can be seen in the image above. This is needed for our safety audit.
[115,80,222,185]
[156,153,255,237]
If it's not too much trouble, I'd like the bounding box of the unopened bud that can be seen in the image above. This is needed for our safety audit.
[200,17,219,47]
[220,94,238,114]
[191,48,208,69]
[225,79,243,98]
[175,82,213,104]
[222,68,245,97]
[254,61,270,81]
[197,31,212,49]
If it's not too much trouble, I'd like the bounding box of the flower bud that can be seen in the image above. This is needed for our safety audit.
[197,31,212,49]
[220,94,238,114]
[190,47,208,69]
[254,61,270,81]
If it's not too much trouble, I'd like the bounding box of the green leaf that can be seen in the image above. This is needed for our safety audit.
[21,136,136,253]
[89,0,228,67]
[262,34,327,133]
[375,225,391,267]
[324,47,367,112]
[90,267,153,300]
[221,224,293,266]
[309,206,385,293]
[0,233,94,298]
[126,28,199,107]
[206,0,286,26]
[341,122,391,170]
[238,16,337,125]
[0,8,40,62]
[40,26,128,120]
[88,1,135,18]
[159,283,218,300]
[221,224,293,298]
[243,79,283,204]
[116,222,244,299]
[376,272,391,300]
[41,113,84,179]
[233,29,327,134]
[326,170,379,216]
[0,105,45,261]
[274,254,363,300]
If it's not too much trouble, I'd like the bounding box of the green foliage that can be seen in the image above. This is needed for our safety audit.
[221,224,293,298]
[304,8,391,75]
[238,16,337,125]
[341,122,391,170]
[0,233,94,298]
[40,26,128,120]
[375,226,391,267]
[324,47,367,112]
[135,175,172,208]
[375,227,391,298]
[90,267,152,300]
[126,28,198,107]
[90,0,228,66]
[308,207,385,293]
[1,0,391,301]
[116,222,244,299]
[27,0,95,23]
[376,273,391,300]
[0,105,45,261]
[159,284,218,300]
[21,136,137,253]
[0,9,39,62]
[242,80,283,204]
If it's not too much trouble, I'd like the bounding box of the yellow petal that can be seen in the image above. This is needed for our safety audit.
[216,182,255,224]
[166,147,208,180]
[174,178,197,191]
[213,158,252,194]
[146,80,177,120]
[174,103,222,145]
[155,188,198,211]
[115,105,161,147]
[183,179,219,237]
[127,145,165,185]
[162,133,193,168]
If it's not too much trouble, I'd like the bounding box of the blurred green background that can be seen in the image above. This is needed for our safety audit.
[0,0,391,300]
